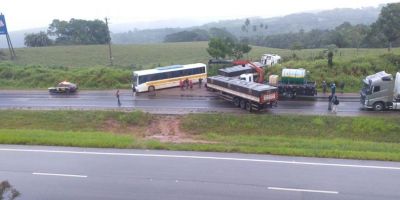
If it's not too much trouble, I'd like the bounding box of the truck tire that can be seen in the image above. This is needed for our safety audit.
[245,101,252,112]
[373,102,384,111]
[240,99,246,109]
[233,97,241,107]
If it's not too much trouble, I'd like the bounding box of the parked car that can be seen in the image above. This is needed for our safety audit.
[48,81,78,94]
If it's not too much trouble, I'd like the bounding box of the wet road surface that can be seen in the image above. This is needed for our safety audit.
[1,145,400,200]
[0,90,398,116]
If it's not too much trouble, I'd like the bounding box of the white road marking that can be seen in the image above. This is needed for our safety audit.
[32,172,87,178]
[268,187,338,194]
[1,148,400,171]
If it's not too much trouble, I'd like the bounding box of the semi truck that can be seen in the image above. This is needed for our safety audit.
[268,68,317,98]
[206,75,278,111]
[360,71,400,111]
[219,65,316,98]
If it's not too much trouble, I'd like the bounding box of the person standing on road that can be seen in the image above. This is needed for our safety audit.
[330,83,336,96]
[116,89,121,107]
[185,78,189,89]
[189,80,193,90]
[198,78,203,88]
[179,79,184,90]
[331,95,339,113]
[322,80,327,94]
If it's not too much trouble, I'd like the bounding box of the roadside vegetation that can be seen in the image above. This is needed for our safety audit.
[0,42,399,90]
[0,110,399,161]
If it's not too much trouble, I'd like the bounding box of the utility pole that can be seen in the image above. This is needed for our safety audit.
[105,17,113,66]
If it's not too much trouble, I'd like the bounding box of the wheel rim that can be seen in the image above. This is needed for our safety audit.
[375,103,383,111]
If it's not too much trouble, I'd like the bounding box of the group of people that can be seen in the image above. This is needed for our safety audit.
[180,78,203,90]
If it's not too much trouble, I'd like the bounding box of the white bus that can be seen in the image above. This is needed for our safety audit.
[132,63,207,92]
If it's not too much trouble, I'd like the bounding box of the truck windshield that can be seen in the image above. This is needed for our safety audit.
[362,83,371,94]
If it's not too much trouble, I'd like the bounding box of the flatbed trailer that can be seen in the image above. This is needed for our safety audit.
[206,76,278,111]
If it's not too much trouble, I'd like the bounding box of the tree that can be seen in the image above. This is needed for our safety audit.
[232,42,252,59]
[48,19,109,45]
[376,3,400,51]
[207,37,251,59]
[0,181,20,200]
[207,38,229,59]
[245,18,250,27]
[24,32,53,47]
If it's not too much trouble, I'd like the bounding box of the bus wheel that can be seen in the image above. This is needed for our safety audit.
[233,97,241,107]
[245,101,252,112]
[240,100,246,109]
[148,86,155,93]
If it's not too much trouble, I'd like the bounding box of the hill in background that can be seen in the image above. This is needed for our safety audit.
[2,6,382,48]
[112,7,381,44]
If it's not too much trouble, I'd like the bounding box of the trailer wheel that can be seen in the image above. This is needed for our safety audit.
[245,101,252,112]
[373,102,384,111]
[240,99,246,109]
[233,97,241,107]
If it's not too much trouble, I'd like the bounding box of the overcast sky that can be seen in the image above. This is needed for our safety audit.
[1,0,399,31]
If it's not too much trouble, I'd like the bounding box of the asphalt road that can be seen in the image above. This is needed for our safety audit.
[1,89,398,116]
[1,145,400,200]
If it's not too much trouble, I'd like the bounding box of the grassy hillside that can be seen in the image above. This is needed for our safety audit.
[0,42,400,90]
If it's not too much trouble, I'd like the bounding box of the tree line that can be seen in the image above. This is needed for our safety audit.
[164,27,237,43]
[24,19,109,47]
[250,3,400,50]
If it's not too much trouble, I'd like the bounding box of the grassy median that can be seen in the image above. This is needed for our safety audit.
[0,110,399,161]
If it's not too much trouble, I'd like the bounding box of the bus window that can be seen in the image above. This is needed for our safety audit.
[139,75,148,84]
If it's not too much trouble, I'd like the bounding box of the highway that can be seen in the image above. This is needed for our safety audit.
[1,145,400,200]
[1,89,398,116]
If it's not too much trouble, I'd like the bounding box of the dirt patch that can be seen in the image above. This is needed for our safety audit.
[102,115,214,144]
[102,119,144,136]
[145,115,213,143]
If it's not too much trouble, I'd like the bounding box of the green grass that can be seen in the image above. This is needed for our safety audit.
[0,110,400,161]
[0,129,134,148]
[1,42,400,90]
[0,110,151,148]
[0,110,152,132]
[178,114,400,161]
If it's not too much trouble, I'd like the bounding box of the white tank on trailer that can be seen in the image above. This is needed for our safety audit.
[281,68,306,84]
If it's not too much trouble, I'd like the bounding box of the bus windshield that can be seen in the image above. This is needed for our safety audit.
[133,74,139,86]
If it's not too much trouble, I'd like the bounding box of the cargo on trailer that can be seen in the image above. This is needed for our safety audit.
[206,76,278,112]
